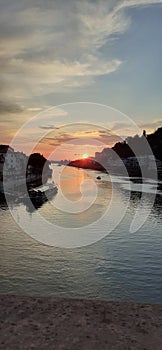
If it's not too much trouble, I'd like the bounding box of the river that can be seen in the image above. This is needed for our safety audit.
[0,165,162,303]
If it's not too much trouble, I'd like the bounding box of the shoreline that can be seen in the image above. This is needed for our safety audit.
[0,295,162,349]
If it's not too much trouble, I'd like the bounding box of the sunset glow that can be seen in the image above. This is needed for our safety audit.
[82,153,88,159]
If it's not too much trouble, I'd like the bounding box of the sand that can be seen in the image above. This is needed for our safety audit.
[0,295,162,349]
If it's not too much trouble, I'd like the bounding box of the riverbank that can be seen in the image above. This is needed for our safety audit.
[0,295,162,349]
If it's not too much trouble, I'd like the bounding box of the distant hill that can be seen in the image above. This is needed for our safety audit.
[68,158,108,173]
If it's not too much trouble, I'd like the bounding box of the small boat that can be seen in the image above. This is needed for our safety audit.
[96,176,101,180]
[29,183,58,199]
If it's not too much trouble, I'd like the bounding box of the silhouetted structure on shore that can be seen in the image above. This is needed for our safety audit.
[0,147,52,193]
[94,127,162,178]
[68,128,162,178]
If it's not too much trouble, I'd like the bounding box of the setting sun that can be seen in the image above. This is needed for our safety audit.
[82,153,88,159]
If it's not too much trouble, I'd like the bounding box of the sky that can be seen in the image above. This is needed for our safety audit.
[0,0,162,159]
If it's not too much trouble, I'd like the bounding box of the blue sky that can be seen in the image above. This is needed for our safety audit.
[0,0,162,153]
[50,3,162,121]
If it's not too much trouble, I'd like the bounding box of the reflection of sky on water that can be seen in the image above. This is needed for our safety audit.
[1,166,162,224]
[0,165,162,303]
[121,182,160,195]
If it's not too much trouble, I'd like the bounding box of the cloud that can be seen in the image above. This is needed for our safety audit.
[41,128,121,148]
[39,125,60,130]
[27,107,43,112]
[118,0,162,10]
[0,0,162,101]
[0,55,122,98]
[139,119,162,132]
[0,0,124,99]
[0,100,23,114]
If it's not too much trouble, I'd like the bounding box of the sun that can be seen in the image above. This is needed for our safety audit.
[82,153,88,159]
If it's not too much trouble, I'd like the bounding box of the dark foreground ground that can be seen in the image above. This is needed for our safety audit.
[0,295,162,350]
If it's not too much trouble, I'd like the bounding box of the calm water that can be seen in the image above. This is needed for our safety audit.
[0,165,162,303]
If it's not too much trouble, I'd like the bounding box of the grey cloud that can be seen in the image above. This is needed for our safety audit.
[98,130,114,136]
[111,122,132,131]
[49,142,62,147]
[42,129,122,147]
[0,100,23,114]
[99,134,122,144]
[140,120,162,131]
[45,136,73,144]
[39,125,60,130]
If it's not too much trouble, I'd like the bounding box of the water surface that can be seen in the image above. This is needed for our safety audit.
[0,165,162,303]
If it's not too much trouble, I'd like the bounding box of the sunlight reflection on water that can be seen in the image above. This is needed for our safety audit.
[0,165,162,303]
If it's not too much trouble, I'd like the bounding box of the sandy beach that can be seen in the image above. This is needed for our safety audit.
[0,295,162,349]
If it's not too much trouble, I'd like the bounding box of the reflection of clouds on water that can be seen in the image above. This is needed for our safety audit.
[1,168,162,247]
[118,176,162,196]
[113,177,162,223]
[151,194,162,222]
[1,172,162,301]
[121,183,159,195]
[44,169,112,228]
[51,165,111,218]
